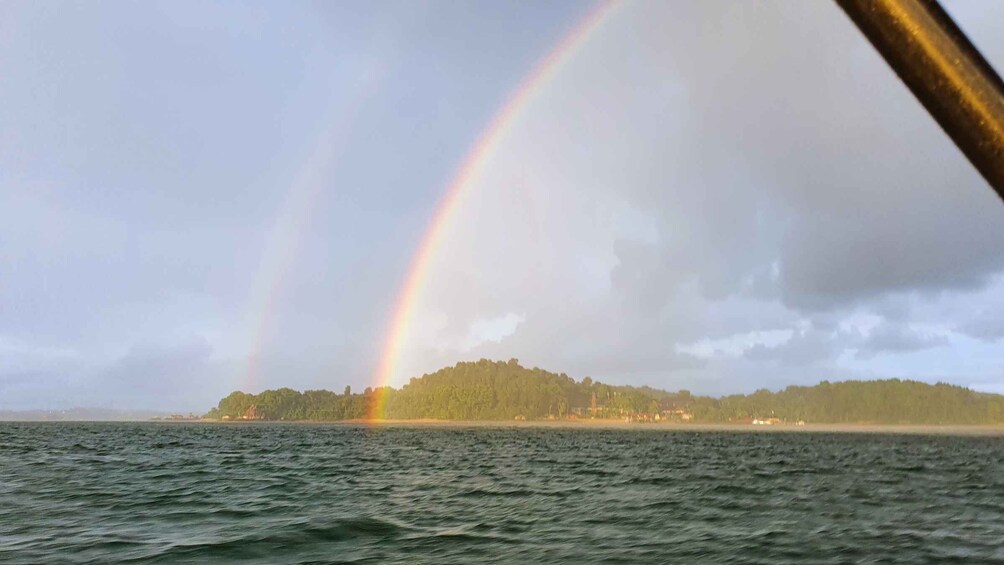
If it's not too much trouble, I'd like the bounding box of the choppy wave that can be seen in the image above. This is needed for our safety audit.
[2,423,1004,563]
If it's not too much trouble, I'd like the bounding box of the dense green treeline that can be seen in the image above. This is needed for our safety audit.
[206,387,373,421]
[688,379,1004,424]
[207,359,673,421]
[383,358,670,420]
[206,358,1004,424]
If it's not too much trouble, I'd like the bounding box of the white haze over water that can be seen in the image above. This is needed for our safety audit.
[1,0,1003,410]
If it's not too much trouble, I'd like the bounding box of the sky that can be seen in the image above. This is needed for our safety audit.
[2,0,1003,411]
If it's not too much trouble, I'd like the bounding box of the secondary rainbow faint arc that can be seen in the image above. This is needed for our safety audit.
[368,1,619,419]
[243,69,385,393]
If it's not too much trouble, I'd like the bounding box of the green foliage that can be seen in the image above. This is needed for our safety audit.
[211,388,375,420]
[205,360,1004,425]
[687,379,1004,424]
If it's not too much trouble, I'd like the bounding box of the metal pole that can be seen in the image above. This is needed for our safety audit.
[835,0,1004,197]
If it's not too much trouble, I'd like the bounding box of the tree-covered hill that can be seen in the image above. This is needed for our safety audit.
[382,358,672,420]
[689,379,1004,424]
[207,359,673,421]
[205,359,1004,425]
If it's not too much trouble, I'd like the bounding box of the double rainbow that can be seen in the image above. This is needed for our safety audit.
[367,1,619,419]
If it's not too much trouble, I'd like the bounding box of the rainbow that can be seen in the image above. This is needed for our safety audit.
[243,70,386,393]
[367,1,619,419]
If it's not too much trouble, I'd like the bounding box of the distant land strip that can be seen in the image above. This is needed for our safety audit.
[205,359,1004,426]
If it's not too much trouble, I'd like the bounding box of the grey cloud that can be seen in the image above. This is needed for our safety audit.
[89,337,222,410]
[6,0,1003,405]
[743,320,949,366]
[854,323,949,359]
[639,1,1004,313]
[745,328,838,367]
[554,1,1003,318]
[0,336,229,411]
[959,313,1004,342]
[0,371,73,410]
[412,0,1004,392]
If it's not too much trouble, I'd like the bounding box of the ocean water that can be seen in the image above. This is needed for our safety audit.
[2,423,1004,563]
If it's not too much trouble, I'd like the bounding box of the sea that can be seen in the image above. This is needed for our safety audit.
[2,422,1004,563]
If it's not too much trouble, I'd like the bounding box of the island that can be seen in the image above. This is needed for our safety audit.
[204,359,1004,426]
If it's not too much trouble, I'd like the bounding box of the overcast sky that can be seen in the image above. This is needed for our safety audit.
[2,0,1003,411]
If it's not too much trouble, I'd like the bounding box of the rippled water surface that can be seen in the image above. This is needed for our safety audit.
[3,423,1004,563]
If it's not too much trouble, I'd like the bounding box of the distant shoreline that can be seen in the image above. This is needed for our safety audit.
[5,419,1004,435]
[165,419,1004,436]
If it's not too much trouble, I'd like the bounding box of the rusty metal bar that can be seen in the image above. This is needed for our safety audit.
[835,0,1004,196]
